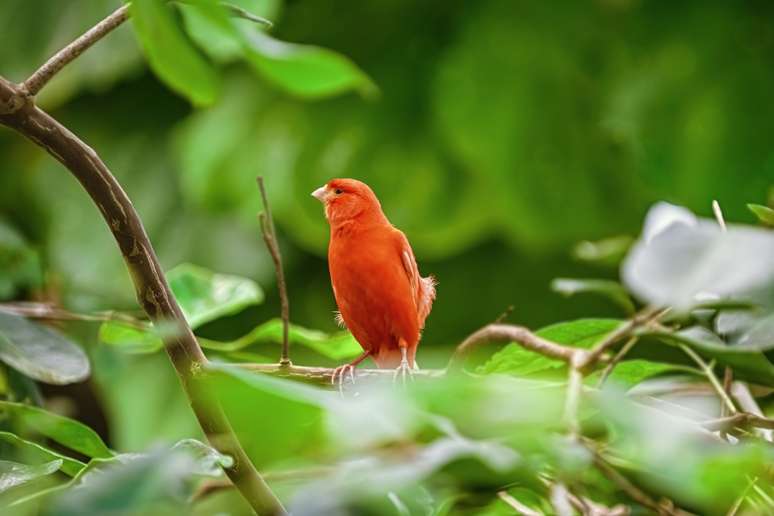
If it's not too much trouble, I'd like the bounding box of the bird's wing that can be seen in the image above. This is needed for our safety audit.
[395,230,436,328]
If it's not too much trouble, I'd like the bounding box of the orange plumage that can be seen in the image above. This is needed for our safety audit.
[312,178,436,370]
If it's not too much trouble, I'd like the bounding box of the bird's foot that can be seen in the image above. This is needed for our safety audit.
[331,363,357,394]
[392,357,414,386]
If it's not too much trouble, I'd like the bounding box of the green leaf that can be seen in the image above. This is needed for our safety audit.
[586,359,697,389]
[167,263,264,328]
[207,364,327,467]
[551,278,635,314]
[0,310,90,385]
[646,327,774,384]
[46,442,228,516]
[0,459,62,494]
[171,438,233,476]
[748,203,774,226]
[242,31,377,99]
[0,432,84,477]
[480,319,621,376]
[0,401,112,459]
[130,0,219,106]
[98,321,164,354]
[202,318,362,360]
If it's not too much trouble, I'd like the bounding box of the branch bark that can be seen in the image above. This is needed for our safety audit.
[0,77,284,515]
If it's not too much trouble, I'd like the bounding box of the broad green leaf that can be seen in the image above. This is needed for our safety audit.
[101,317,362,361]
[167,263,264,328]
[0,432,84,477]
[551,278,635,314]
[178,0,276,62]
[480,319,621,376]
[130,0,219,106]
[0,459,62,494]
[0,310,90,385]
[623,204,774,310]
[98,321,163,354]
[0,401,112,459]
[748,203,774,226]
[242,31,377,99]
[201,318,362,360]
[207,364,327,467]
[645,327,774,384]
[586,359,697,389]
[46,441,228,516]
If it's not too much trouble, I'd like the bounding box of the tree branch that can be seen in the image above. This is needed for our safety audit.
[580,306,664,369]
[257,177,290,366]
[232,362,445,386]
[21,4,130,96]
[0,77,285,515]
[447,323,576,371]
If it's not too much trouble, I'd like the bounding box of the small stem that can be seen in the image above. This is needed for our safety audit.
[679,345,737,414]
[257,177,290,366]
[22,4,130,96]
[563,353,586,436]
[597,336,638,387]
[712,199,727,231]
[731,382,774,442]
[496,491,541,516]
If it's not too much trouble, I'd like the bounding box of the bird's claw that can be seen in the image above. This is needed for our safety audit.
[331,363,357,394]
[392,358,414,386]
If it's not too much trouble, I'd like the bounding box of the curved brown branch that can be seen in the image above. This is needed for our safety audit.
[21,4,130,96]
[0,77,284,515]
[447,323,576,371]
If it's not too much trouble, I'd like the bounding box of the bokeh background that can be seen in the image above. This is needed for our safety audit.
[2,0,773,448]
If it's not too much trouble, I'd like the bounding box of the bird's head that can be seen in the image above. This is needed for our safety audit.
[312,178,386,227]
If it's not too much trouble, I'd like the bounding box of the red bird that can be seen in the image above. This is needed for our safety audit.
[312,178,436,383]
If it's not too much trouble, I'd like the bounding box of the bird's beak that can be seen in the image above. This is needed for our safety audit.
[311,185,328,203]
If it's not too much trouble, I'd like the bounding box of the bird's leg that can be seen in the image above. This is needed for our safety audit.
[331,350,370,394]
[392,346,414,385]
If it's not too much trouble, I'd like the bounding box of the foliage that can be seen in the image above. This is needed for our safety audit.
[1,0,774,514]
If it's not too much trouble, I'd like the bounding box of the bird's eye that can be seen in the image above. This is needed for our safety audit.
[335,189,343,195]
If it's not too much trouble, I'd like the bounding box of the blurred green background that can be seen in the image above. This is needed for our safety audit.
[2,0,773,446]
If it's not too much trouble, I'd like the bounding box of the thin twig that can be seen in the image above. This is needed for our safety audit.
[447,323,576,371]
[712,199,735,426]
[221,2,273,26]
[712,199,727,231]
[22,4,130,96]
[701,412,774,432]
[580,307,665,369]
[497,491,542,516]
[585,444,689,516]
[596,336,638,388]
[494,305,515,324]
[0,302,145,328]
[232,362,445,386]
[257,177,290,366]
[549,483,574,516]
[679,345,737,414]
[731,382,774,442]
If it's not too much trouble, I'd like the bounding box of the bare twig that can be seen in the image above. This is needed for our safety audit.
[22,4,130,96]
[580,307,664,369]
[596,337,638,388]
[712,199,727,231]
[222,2,273,26]
[447,324,576,371]
[0,301,145,328]
[257,177,290,366]
[701,412,774,432]
[731,382,774,442]
[1,75,284,516]
[679,345,737,414]
[497,491,542,516]
[494,305,515,324]
[585,444,690,516]
[549,483,574,516]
